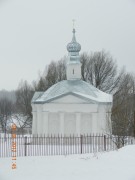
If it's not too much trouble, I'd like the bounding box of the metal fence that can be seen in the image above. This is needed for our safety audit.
[0,134,135,158]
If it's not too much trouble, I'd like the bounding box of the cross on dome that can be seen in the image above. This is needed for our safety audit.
[72,19,75,29]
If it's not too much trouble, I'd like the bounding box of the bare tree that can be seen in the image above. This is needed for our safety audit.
[80,50,123,93]
[56,58,66,81]
[111,73,135,147]
[45,59,66,87]
[15,80,34,130]
[34,76,48,91]
[45,61,58,88]
[35,58,66,91]
[0,98,14,133]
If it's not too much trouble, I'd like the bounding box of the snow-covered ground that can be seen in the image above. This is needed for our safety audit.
[1,145,135,180]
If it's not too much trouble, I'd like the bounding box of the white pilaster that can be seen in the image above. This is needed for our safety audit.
[59,112,64,136]
[76,112,81,135]
[32,111,37,135]
[37,105,43,135]
[92,113,97,133]
[42,111,49,135]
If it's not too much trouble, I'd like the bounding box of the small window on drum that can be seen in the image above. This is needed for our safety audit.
[73,69,74,74]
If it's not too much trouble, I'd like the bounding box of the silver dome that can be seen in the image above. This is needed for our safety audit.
[67,29,81,52]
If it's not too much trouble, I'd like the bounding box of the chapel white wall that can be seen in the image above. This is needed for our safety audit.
[32,100,112,136]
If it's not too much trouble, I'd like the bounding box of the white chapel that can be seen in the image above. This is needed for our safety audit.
[31,28,112,136]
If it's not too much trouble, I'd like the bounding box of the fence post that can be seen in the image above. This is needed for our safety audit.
[24,136,27,156]
[104,135,106,151]
[80,135,83,154]
[131,139,133,145]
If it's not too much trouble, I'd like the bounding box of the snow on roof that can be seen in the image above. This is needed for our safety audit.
[74,91,112,103]
[32,80,112,104]
[31,91,44,103]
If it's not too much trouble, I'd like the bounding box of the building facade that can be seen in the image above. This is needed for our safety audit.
[31,29,112,136]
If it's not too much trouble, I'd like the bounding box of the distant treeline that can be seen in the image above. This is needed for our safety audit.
[0,90,16,103]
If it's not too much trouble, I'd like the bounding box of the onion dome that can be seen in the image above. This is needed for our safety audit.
[67,29,81,52]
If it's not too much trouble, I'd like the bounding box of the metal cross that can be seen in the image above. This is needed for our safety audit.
[72,19,76,29]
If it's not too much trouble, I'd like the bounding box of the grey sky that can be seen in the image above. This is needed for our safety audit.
[0,0,135,90]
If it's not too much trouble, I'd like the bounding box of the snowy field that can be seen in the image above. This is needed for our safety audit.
[1,145,135,180]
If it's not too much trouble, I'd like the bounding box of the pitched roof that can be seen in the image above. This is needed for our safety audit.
[32,80,112,104]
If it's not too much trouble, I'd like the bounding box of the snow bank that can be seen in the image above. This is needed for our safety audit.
[1,145,135,180]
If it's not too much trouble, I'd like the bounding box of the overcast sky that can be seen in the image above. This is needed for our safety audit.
[0,0,135,90]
